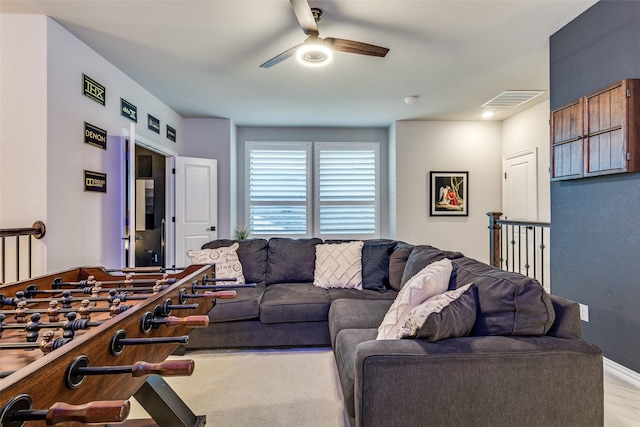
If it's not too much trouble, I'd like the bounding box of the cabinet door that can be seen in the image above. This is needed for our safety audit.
[584,81,627,176]
[551,100,583,180]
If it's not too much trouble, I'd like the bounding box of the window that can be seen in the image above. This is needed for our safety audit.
[315,143,379,237]
[246,142,311,235]
[246,141,379,238]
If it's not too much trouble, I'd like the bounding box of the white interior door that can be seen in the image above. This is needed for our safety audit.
[170,156,218,267]
[502,148,537,221]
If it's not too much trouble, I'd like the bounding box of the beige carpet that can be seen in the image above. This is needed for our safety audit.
[129,348,640,427]
[128,348,350,427]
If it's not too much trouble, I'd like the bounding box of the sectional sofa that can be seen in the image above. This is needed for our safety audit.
[184,237,604,427]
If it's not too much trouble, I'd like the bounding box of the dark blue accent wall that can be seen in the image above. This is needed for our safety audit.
[550,0,640,372]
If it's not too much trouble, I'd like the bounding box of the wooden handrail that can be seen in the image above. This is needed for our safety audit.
[0,220,46,239]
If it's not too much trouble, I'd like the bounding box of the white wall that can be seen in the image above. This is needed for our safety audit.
[0,15,49,279]
[183,118,234,238]
[394,121,502,263]
[501,99,551,222]
[1,15,185,273]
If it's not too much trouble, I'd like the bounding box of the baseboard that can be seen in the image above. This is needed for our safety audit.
[604,357,640,389]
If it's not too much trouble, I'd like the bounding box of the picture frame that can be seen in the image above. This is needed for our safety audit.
[429,171,468,216]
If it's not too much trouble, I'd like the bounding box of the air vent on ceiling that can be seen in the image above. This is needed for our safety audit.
[482,90,545,108]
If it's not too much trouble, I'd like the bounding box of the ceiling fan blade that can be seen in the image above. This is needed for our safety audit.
[324,38,389,57]
[260,43,303,68]
[290,0,318,36]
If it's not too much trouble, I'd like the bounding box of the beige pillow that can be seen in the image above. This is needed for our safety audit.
[313,241,364,290]
[187,243,245,285]
[376,258,452,340]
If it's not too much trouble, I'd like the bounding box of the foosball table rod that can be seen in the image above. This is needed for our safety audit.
[0,394,130,426]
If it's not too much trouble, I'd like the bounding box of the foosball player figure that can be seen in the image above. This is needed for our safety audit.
[61,291,73,309]
[110,298,122,317]
[86,275,96,286]
[91,282,102,306]
[25,313,42,343]
[153,280,163,294]
[124,274,134,288]
[47,300,60,322]
[40,330,56,353]
[63,312,77,339]
[78,299,92,320]
[15,300,28,323]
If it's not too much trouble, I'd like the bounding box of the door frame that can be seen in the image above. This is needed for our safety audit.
[120,125,176,268]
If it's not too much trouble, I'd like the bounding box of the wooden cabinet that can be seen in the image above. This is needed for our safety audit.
[551,79,640,181]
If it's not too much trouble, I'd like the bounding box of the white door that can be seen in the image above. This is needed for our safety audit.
[169,156,218,268]
[502,148,537,221]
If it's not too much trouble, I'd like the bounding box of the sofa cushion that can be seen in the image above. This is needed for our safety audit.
[266,238,322,285]
[313,241,364,289]
[400,245,464,288]
[187,243,245,284]
[377,258,453,340]
[388,244,414,291]
[329,299,393,347]
[398,283,477,341]
[328,288,397,302]
[451,257,556,336]
[202,238,268,285]
[207,284,265,322]
[259,283,330,323]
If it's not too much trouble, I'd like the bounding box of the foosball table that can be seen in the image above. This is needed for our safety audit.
[0,265,234,426]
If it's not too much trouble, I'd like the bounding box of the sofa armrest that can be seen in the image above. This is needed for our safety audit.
[547,293,583,338]
[353,336,602,427]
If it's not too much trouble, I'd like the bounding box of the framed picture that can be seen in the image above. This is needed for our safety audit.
[429,171,468,216]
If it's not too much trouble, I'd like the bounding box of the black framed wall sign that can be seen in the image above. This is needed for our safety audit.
[429,171,468,216]
[84,122,107,150]
[84,170,107,193]
[82,74,105,106]
[121,98,137,122]
[166,125,176,142]
[148,114,160,134]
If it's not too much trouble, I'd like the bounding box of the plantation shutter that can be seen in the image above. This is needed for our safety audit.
[247,143,311,235]
[316,144,379,237]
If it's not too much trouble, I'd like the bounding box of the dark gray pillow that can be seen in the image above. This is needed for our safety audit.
[388,244,414,291]
[400,245,464,288]
[266,237,322,284]
[362,241,396,292]
[415,284,478,342]
[201,238,268,285]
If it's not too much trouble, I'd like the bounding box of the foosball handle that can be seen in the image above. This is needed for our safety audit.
[164,315,209,328]
[131,359,195,377]
[203,290,237,299]
[46,400,130,425]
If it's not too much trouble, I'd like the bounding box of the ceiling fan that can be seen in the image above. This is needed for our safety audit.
[260,0,390,68]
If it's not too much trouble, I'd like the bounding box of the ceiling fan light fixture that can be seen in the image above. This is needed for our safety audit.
[296,43,333,67]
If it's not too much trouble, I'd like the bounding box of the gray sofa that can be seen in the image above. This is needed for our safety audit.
[185,238,604,427]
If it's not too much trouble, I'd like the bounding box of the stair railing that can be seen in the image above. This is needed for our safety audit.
[0,221,46,283]
[487,212,550,289]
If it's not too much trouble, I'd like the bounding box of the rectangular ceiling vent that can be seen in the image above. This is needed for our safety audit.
[482,90,545,108]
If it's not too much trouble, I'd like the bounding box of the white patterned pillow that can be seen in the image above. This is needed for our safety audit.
[376,258,452,340]
[396,283,477,340]
[187,243,245,285]
[313,241,364,290]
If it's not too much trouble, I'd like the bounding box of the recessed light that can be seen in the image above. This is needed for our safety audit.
[404,96,417,105]
[481,111,495,119]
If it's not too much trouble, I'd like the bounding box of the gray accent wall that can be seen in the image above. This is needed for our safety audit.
[550,0,640,372]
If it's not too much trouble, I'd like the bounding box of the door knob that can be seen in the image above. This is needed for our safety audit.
[208,226,216,231]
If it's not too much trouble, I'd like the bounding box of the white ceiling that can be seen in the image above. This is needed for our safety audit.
[1,0,598,127]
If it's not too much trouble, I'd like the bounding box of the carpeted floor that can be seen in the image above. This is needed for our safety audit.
[128,348,350,427]
[129,348,640,427]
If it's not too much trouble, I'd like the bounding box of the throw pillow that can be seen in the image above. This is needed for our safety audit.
[396,283,477,341]
[376,258,453,340]
[388,244,414,291]
[362,241,396,292]
[313,241,364,290]
[187,243,245,285]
